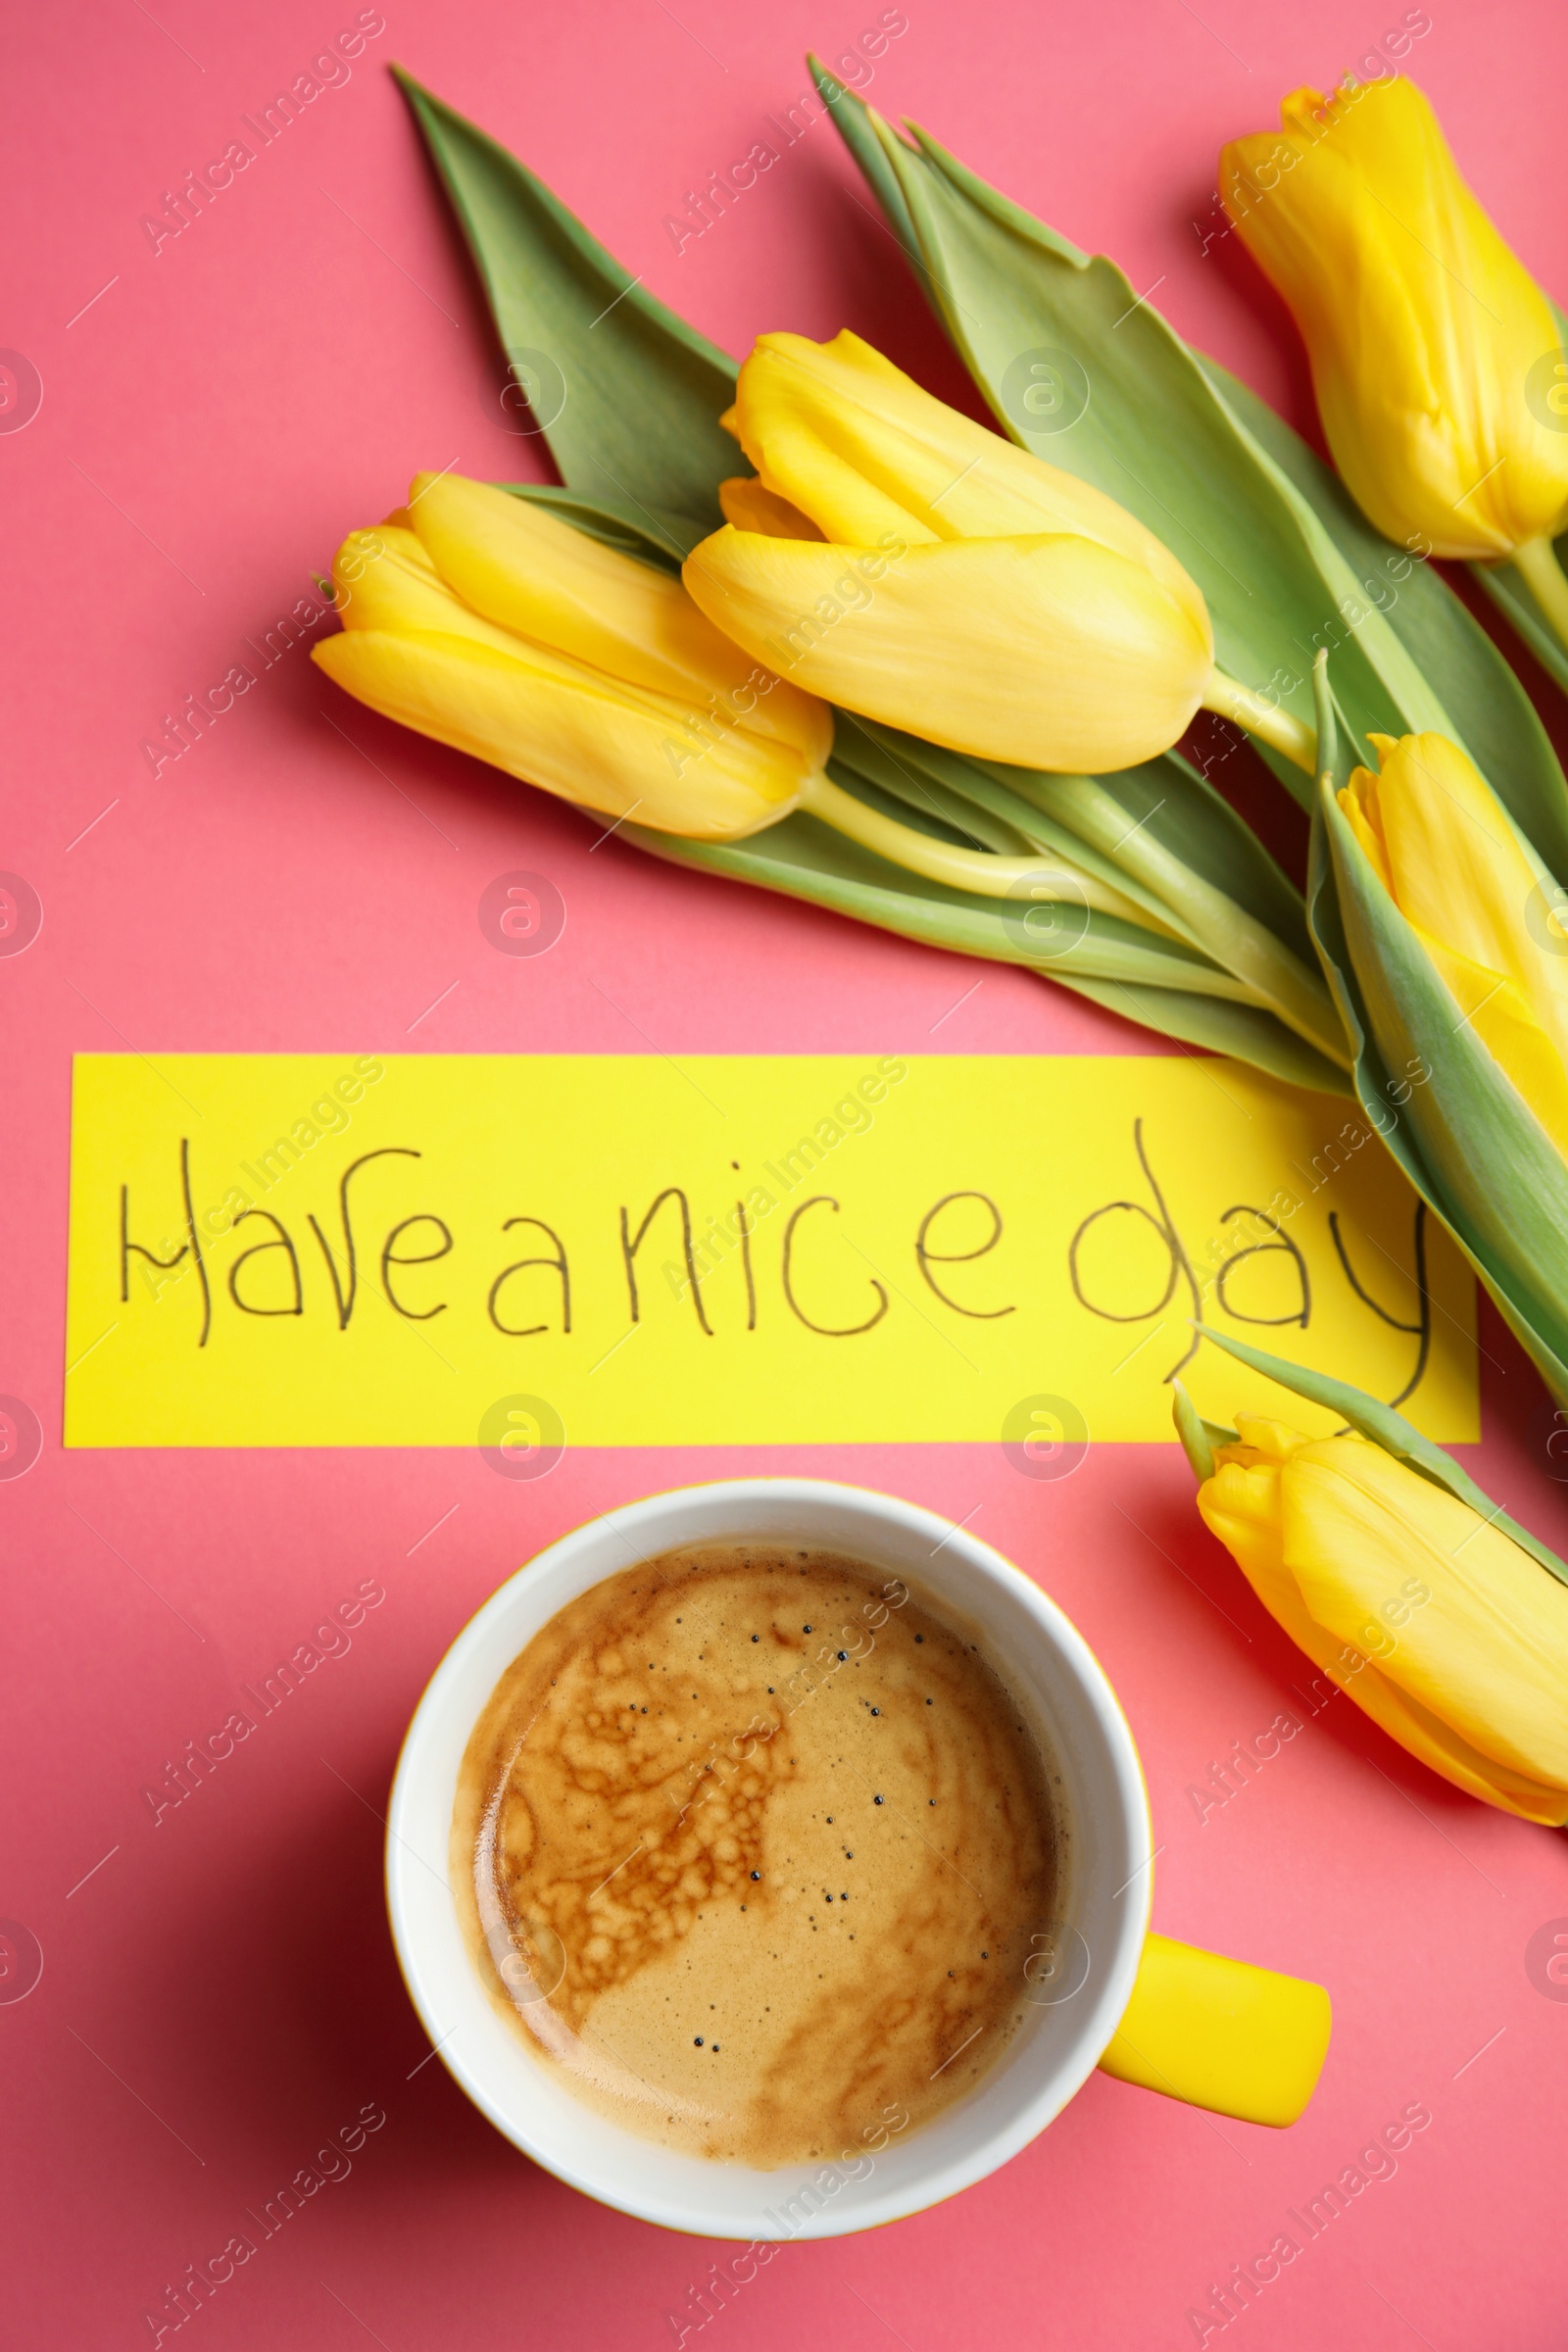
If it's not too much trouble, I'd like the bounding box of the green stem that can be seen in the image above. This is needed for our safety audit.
[1203,669,1316,773]
[1512,535,1568,657]
[1112,833,1350,1071]
[1000,764,1351,1069]
[799,771,1185,938]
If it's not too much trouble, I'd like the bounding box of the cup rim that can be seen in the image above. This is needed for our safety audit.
[384,1475,1152,2236]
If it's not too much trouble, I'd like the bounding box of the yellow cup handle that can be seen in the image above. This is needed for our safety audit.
[1097,1931,1331,2128]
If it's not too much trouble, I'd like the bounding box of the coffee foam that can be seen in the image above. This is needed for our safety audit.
[453,1545,1059,2167]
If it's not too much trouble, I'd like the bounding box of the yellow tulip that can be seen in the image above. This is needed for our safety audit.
[313,474,1181,923]
[1197,1413,1568,1825]
[1218,79,1568,618]
[313,477,832,842]
[682,330,1314,773]
[1339,730,1568,1156]
[717,475,822,540]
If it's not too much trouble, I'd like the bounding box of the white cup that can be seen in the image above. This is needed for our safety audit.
[386,1477,1325,2239]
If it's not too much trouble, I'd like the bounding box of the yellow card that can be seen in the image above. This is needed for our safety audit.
[64,1053,1475,1449]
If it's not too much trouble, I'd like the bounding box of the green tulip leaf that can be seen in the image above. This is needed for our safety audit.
[828,727,1037,858]
[1196,1323,1568,1591]
[1058,980,1348,1093]
[502,483,703,570]
[836,721,1273,953]
[820,727,1344,1058]
[991,760,1343,1064]
[996,749,1314,965]
[818,76,1524,820]
[631,808,1224,992]
[1169,1378,1238,1483]
[1475,533,1568,710]
[809,55,921,254]
[394,68,737,526]
[1203,357,1568,878]
[1308,766,1568,1406]
[627,810,1349,1092]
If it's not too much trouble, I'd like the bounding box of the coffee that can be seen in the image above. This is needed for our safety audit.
[453,1544,1062,2167]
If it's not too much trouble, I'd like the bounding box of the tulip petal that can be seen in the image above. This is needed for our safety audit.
[718,476,823,540]
[1203,358,1568,878]
[1220,81,1568,559]
[1410,935,1568,1162]
[1319,775,1568,1387]
[1276,1439,1568,1789]
[733,329,1209,641]
[815,81,1483,811]
[1203,1321,1568,1585]
[408,473,831,772]
[332,526,551,661]
[312,628,810,840]
[1338,732,1568,1154]
[1199,1457,1568,1824]
[1343,732,1568,1096]
[684,527,1212,772]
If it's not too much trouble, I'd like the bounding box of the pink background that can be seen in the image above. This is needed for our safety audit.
[6,1,1568,2344]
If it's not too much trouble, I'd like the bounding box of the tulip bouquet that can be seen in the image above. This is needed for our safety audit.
[308,58,1568,1830]
[328,64,1568,1399]
[320,73,1568,1361]
[316,68,1421,1097]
